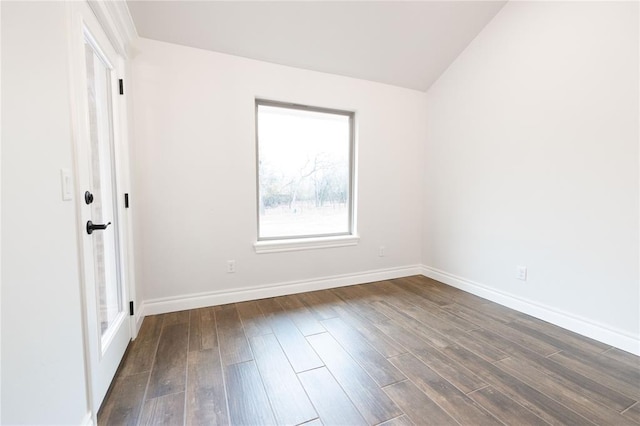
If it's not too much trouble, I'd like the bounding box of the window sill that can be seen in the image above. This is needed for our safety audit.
[254,235,360,254]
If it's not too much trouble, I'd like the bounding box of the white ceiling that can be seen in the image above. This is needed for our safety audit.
[126,1,506,92]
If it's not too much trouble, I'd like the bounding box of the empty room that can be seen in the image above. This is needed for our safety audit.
[1,0,639,424]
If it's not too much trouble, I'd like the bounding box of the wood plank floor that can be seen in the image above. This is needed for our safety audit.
[98,276,640,425]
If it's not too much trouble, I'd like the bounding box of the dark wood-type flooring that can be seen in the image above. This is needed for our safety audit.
[98,275,640,425]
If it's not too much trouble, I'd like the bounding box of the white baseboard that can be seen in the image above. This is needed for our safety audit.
[134,263,639,356]
[135,311,144,335]
[140,265,422,318]
[421,265,640,356]
[80,411,94,426]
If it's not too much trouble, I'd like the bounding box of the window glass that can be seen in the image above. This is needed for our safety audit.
[257,101,354,240]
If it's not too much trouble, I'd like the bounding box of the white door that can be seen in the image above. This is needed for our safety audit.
[71,3,131,412]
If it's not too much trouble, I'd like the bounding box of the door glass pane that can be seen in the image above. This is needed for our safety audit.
[84,40,122,341]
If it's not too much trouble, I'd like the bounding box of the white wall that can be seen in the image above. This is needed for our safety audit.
[131,38,426,309]
[423,1,639,352]
[1,1,90,423]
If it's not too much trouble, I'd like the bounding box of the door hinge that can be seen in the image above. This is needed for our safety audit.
[124,193,129,208]
[129,301,134,316]
[119,79,124,95]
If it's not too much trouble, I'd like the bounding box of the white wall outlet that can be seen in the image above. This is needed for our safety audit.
[378,246,386,257]
[227,260,236,273]
[516,265,527,281]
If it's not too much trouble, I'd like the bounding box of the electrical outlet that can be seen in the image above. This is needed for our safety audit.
[516,265,527,281]
[227,260,236,273]
[378,246,385,257]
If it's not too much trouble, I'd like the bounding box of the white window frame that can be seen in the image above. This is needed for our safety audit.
[254,99,358,253]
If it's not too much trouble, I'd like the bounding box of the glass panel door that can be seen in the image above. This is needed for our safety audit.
[72,3,131,414]
[84,39,123,348]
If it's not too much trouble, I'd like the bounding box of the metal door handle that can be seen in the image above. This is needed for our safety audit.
[84,191,94,205]
[86,221,111,235]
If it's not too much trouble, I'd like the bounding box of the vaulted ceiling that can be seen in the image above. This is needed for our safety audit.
[127,1,507,91]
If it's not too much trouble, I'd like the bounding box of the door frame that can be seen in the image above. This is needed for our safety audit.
[66,0,137,421]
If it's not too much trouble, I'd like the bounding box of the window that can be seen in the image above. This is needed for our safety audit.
[256,100,355,245]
